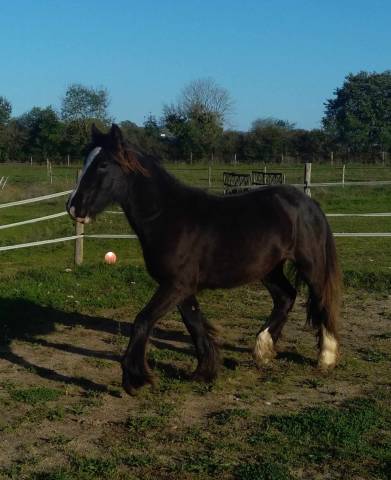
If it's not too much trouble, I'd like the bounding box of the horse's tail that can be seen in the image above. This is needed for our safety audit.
[311,221,342,337]
[291,203,342,368]
[293,214,342,335]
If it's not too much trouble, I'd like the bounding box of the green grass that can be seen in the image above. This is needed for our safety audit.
[234,461,294,480]
[0,162,391,480]
[0,264,153,314]
[208,408,249,425]
[1,162,391,282]
[248,398,390,478]
[8,386,62,405]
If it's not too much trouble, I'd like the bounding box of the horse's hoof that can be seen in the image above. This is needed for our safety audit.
[121,368,154,396]
[253,329,276,368]
[190,368,217,383]
[122,380,138,396]
[317,358,337,372]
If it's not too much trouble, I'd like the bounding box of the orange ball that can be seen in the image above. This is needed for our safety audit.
[104,251,117,264]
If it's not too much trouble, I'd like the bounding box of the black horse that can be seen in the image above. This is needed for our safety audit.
[67,124,342,395]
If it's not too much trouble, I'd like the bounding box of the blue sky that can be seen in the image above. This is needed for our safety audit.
[0,0,389,130]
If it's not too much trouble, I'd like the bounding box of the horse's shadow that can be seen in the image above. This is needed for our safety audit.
[0,298,250,393]
[0,298,312,393]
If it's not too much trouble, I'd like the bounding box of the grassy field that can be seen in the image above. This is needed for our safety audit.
[1,162,391,279]
[0,162,390,479]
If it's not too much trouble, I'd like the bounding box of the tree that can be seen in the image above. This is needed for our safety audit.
[218,130,245,163]
[3,118,28,162]
[0,96,12,125]
[61,84,111,158]
[323,71,391,155]
[0,96,12,161]
[143,114,160,138]
[61,84,111,124]
[162,78,233,161]
[244,117,294,162]
[17,106,63,161]
[180,77,233,126]
[289,129,329,162]
[120,120,144,148]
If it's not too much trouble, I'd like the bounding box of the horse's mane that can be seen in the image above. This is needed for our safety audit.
[121,141,189,191]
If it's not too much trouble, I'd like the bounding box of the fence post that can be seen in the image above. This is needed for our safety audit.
[342,164,345,187]
[74,170,84,266]
[208,164,212,188]
[304,162,312,197]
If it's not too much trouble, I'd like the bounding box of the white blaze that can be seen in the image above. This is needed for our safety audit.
[68,147,102,207]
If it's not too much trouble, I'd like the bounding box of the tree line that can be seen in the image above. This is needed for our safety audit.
[0,71,390,165]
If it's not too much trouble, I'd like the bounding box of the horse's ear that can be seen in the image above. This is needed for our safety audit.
[91,123,102,139]
[110,124,123,147]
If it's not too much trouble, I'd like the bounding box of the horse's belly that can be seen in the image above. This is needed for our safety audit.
[199,254,278,289]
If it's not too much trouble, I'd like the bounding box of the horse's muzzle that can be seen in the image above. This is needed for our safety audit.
[66,202,91,224]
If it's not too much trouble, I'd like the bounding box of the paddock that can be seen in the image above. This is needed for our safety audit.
[0,162,390,479]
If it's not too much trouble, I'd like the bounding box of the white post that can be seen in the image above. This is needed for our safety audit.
[67,154,70,167]
[342,164,345,187]
[74,169,84,266]
[234,153,237,165]
[330,151,334,166]
[264,163,267,174]
[30,156,33,166]
[190,151,193,165]
[208,165,212,188]
[304,162,312,197]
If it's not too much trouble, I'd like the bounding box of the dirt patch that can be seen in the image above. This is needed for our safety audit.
[0,288,390,479]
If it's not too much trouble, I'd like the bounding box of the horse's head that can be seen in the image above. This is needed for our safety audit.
[66,124,148,223]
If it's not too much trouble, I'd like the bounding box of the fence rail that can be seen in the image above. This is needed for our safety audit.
[0,190,71,209]
[0,234,138,252]
[0,212,68,230]
[2,230,391,253]
[1,163,391,262]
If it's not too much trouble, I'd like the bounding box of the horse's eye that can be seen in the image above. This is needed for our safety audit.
[98,162,108,170]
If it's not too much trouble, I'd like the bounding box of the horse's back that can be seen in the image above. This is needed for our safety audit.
[185,184,312,230]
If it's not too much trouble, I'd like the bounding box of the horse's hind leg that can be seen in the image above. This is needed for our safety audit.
[308,290,339,370]
[296,257,340,370]
[254,262,297,367]
[178,296,219,382]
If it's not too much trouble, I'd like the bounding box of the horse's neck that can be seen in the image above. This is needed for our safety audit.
[120,162,177,238]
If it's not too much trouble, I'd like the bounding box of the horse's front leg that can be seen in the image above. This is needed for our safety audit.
[122,285,184,395]
[178,296,219,382]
